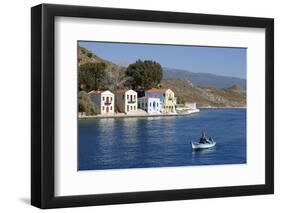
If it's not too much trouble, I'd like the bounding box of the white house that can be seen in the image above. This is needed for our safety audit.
[138,97,161,114]
[185,102,197,110]
[88,90,115,114]
[176,102,198,114]
[114,89,138,113]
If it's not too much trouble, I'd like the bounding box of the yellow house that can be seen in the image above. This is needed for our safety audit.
[145,88,177,113]
[163,89,177,113]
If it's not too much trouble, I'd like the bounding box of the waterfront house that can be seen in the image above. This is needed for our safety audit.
[185,102,197,110]
[88,90,115,114]
[145,88,176,113]
[138,96,161,114]
[176,102,198,113]
[114,89,138,113]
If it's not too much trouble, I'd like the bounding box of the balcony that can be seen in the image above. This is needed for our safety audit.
[104,101,112,105]
[127,99,136,103]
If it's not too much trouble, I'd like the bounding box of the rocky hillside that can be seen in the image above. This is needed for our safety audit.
[78,46,246,107]
[79,46,115,67]
[161,78,246,107]
[78,46,128,90]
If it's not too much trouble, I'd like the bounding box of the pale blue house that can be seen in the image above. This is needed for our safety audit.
[138,97,161,114]
[145,88,176,113]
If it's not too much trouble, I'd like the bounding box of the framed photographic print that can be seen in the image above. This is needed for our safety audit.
[31,4,274,209]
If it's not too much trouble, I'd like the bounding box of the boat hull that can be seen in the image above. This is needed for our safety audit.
[191,141,216,149]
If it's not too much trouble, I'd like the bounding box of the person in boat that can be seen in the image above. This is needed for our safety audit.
[200,131,207,144]
[199,131,213,144]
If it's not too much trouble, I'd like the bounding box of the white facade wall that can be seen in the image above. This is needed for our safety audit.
[90,90,114,114]
[100,91,115,114]
[138,97,161,113]
[125,90,138,113]
[185,102,197,110]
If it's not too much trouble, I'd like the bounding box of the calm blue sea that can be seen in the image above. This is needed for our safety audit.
[78,109,246,171]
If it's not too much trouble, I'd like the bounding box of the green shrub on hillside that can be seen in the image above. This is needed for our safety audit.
[78,91,100,115]
[176,96,186,104]
[87,52,93,58]
[126,60,163,90]
[79,62,107,91]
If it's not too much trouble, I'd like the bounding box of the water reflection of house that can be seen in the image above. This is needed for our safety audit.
[145,88,176,113]
[88,90,114,114]
[138,97,161,114]
[114,89,138,113]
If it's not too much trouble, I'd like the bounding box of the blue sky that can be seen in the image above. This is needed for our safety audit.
[79,41,246,79]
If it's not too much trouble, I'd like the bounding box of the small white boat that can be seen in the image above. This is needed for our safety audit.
[191,131,216,149]
[191,141,216,149]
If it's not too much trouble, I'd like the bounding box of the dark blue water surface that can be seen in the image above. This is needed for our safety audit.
[78,109,246,170]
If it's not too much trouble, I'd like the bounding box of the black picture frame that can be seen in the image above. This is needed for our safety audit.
[31,3,274,209]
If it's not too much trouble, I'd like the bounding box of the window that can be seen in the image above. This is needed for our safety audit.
[123,94,124,99]
[134,106,136,110]
[127,94,129,99]
[127,105,129,112]
[130,106,132,110]
[150,102,152,107]
[110,106,112,110]
[110,97,112,101]
[102,96,105,101]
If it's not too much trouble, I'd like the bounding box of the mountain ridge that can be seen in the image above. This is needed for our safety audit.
[163,67,246,89]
